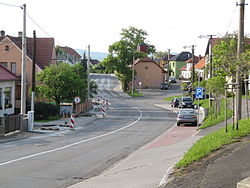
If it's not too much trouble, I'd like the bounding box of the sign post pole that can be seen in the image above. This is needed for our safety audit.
[196,87,203,128]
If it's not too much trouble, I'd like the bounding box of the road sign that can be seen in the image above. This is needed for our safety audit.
[196,87,203,99]
[74,97,81,104]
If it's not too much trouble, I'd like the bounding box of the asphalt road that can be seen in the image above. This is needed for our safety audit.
[0,74,181,188]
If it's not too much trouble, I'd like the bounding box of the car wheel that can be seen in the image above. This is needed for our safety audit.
[177,122,180,126]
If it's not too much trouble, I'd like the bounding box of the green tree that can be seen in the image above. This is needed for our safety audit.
[153,51,168,59]
[101,26,156,91]
[206,76,226,118]
[212,33,250,78]
[55,45,64,56]
[36,63,87,110]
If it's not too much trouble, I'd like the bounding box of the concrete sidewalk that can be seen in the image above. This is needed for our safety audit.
[68,103,204,188]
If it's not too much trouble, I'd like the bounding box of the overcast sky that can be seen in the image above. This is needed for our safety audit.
[0,0,249,55]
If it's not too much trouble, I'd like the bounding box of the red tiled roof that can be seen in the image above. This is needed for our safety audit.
[185,56,202,64]
[7,35,55,69]
[61,46,81,59]
[195,57,205,69]
[180,65,186,71]
[0,64,19,81]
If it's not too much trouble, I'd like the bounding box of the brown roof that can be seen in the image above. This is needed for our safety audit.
[61,46,81,59]
[194,57,205,69]
[0,64,19,81]
[7,35,55,69]
[134,57,166,73]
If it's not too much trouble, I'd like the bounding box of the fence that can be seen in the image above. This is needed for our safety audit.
[75,99,92,116]
[0,114,27,136]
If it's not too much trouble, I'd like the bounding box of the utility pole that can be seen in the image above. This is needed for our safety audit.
[235,0,246,129]
[87,45,91,99]
[21,4,27,114]
[31,30,36,112]
[166,49,170,83]
[132,54,135,95]
[191,45,195,85]
[208,35,216,78]
[207,35,216,111]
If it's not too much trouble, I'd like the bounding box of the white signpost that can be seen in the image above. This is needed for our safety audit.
[195,87,203,127]
[74,97,81,104]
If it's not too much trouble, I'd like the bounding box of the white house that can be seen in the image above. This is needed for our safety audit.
[0,64,18,116]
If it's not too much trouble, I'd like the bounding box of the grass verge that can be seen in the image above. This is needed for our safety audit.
[35,116,60,123]
[176,118,250,168]
[128,90,144,97]
[198,99,232,129]
[164,95,182,101]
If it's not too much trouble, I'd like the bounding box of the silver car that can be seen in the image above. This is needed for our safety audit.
[177,108,197,126]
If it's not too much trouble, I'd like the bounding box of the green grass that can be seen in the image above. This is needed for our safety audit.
[128,90,144,97]
[176,118,250,168]
[35,116,60,123]
[194,98,209,109]
[198,99,232,129]
[164,95,182,101]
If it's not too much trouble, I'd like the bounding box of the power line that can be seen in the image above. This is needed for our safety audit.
[26,12,64,46]
[226,6,237,33]
[0,2,21,8]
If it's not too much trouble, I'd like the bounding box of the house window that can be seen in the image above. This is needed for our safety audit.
[5,45,9,51]
[4,87,12,109]
[11,62,16,73]
[0,62,7,68]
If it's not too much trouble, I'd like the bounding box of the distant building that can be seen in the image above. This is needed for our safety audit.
[57,46,81,65]
[0,30,56,113]
[0,64,19,116]
[180,56,202,79]
[168,52,192,78]
[133,57,166,89]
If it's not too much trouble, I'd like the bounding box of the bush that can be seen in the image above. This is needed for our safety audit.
[34,102,59,120]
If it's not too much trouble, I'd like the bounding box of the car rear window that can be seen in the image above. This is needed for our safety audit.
[182,98,192,102]
[180,110,195,115]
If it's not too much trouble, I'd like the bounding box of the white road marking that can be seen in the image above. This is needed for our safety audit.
[0,110,142,166]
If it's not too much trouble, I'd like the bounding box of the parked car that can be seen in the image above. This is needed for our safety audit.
[178,97,194,108]
[177,108,197,126]
[169,77,177,83]
[171,97,180,108]
[160,83,169,90]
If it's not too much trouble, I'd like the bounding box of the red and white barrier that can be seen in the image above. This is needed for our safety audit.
[70,114,75,128]
[101,102,105,117]
[105,100,109,110]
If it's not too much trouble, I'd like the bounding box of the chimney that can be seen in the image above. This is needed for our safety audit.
[0,30,5,37]
[18,31,23,37]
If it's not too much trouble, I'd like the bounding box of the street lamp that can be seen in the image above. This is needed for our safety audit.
[184,45,196,100]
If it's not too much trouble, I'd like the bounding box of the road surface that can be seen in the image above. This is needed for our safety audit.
[0,74,180,188]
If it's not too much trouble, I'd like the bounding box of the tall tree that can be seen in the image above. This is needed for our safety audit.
[101,26,156,91]
[36,63,87,109]
[212,33,250,77]
[153,51,168,59]
[206,76,226,118]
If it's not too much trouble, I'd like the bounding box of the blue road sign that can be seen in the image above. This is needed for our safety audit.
[196,87,203,99]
